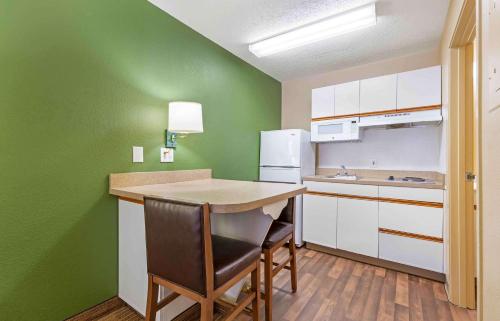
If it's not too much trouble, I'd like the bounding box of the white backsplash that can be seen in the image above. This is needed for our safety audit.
[318,125,445,172]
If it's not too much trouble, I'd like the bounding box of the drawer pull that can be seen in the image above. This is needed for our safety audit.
[306,191,378,201]
[379,228,443,243]
[378,197,443,208]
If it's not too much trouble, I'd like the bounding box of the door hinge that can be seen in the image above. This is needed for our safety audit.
[466,172,476,181]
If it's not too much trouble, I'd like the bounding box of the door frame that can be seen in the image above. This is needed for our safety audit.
[446,0,479,309]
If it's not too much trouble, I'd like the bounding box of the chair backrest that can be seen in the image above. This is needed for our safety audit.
[143,197,212,295]
[277,197,295,224]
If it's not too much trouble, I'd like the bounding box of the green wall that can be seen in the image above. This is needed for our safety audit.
[0,1,281,319]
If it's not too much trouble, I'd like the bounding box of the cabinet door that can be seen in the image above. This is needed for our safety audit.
[311,86,335,118]
[337,198,378,257]
[360,74,397,114]
[334,81,360,116]
[397,66,441,109]
[303,194,338,248]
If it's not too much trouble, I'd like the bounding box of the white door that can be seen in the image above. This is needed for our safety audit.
[260,130,301,167]
[397,66,442,109]
[337,198,379,257]
[334,81,360,116]
[303,194,338,248]
[360,74,397,114]
[312,86,335,118]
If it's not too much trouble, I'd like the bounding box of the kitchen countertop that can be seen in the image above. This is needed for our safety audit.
[109,174,306,213]
[304,168,445,189]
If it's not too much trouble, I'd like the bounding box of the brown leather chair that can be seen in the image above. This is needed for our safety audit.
[261,197,298,321]
[143,197,261,321]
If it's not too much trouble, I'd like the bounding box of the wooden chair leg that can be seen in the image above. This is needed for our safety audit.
[200,299,214,321]
[264,249,273,321]
[251,261,261,321]
[288,237,298,293]
[145,274,159,321]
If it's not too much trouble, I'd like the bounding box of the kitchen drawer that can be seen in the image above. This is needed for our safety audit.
[379,186,443,203]
[379,202,443,238]
[303,194,337,248]
[379,232,443,272]
[304,181,378,197]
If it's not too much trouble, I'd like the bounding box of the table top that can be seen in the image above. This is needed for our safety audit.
[110,178,306,213]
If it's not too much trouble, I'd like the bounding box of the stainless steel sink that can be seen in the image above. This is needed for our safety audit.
[325,175,358,181]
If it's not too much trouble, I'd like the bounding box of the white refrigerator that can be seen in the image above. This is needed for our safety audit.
[259,129,315,246]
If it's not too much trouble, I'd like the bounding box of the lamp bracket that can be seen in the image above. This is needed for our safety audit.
[165,130,177,148]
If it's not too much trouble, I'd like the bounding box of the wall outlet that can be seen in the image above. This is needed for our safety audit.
[132,146,144,163]
[160,148,174,163]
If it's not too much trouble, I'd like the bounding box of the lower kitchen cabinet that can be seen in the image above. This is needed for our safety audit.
[303,180,445,279]
[303,194,338,248]
[337,198,379,257]
[379,232,444,272]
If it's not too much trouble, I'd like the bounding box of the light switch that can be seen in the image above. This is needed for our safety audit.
[132,146,144,163]
[160,148,174,163]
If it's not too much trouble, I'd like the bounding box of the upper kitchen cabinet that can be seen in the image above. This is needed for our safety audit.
[311,85,335,119]
[334,81,360,116]
[360,74,397,114]
[397,66,442,109]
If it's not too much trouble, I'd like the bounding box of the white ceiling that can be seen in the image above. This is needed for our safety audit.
[149,0,449,81]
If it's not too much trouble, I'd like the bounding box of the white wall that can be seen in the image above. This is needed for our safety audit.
[318,125,444,172]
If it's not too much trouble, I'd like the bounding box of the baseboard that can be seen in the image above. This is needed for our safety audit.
[65,296,125,321]
[306,242,446,283]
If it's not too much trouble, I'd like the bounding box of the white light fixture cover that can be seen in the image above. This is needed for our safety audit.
[249,3,377,57]
[168,102,204,133]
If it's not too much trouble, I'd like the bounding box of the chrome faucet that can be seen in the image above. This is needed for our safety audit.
[338,165,349,176]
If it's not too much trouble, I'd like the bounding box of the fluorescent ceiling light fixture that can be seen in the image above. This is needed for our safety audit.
[249,3,377,57]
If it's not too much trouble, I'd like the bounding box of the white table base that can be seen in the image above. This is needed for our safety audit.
[118,199,280,320]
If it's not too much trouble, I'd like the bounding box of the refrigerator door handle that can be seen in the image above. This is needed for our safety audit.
[260,165,299,168]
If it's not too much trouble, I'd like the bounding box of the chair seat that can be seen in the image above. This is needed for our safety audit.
[212,235,261,289]
[262,221,294,249]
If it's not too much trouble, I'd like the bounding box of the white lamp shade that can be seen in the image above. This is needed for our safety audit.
[168,102,204,133]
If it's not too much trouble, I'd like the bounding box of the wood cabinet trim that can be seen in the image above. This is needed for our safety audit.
[379,228,444,243]
[311,113,360,121]
[305,191,377,201]
[305,191,443,208]
[311,104,442,122]
[336,193,379,202]
[378,197,444,208]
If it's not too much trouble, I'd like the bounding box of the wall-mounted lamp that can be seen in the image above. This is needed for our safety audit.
[166,101,204,148]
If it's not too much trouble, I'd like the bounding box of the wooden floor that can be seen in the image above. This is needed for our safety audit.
[96,248,476,321]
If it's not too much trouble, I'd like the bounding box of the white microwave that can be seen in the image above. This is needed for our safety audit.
[310,117,360,142]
